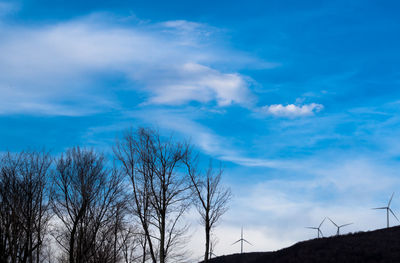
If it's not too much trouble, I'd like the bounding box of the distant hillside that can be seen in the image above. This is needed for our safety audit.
[207,226,400,263]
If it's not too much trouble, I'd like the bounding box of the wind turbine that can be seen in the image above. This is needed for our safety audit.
[209,251,217,259]
[232,227,252,254]
[372,192,399,228]
[306,217,326,238]
[328,218,353,235]
[209,242,217,259]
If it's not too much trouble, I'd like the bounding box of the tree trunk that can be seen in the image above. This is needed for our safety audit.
[141,236,147,263]
[36,190,43,263]
[113,207,118,263]
[204,222,210,263]
[69,205,86,263]
[69,222,77,263]
[159,211,165,263]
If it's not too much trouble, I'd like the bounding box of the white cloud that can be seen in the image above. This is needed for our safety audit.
[0,15,261,115]
[162,20,204,31]
[262,103,324,117]
[146,63,253,106]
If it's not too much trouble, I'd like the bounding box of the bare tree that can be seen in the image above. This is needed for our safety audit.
[104,198,142,263]
[114,128,192,263]
[0,150,52,263]
[185,159,231,263]
[51,147,124,263]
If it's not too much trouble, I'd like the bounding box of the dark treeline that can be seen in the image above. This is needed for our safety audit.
[0,127,231,263]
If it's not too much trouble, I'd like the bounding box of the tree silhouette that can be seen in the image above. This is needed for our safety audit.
[114,127,193,263]
[51,147,124,263]
[0,150,52,263]
[186,159,231,263]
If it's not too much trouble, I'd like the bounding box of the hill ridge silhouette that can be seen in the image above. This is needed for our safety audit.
[207,226,400,263]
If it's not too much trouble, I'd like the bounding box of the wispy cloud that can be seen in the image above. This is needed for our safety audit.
[125,108,237,155]
[261,103,324,117]
[123,108,305,170]
[0,14,265,116]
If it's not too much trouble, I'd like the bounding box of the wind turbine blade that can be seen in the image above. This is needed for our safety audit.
[328,217,338,227]
[372,207,387,210]
[243,239,253,245]
[319,217,326,228]
[339,223,353,228]
[318,229,324,237]
[389,208,400,222]
[305,227,318,229]
[231,240,241,245]
[388,192,395,207]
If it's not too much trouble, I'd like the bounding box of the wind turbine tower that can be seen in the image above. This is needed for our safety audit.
[209,241,217,259]
[373,192,399,228]
[232,227,252,254]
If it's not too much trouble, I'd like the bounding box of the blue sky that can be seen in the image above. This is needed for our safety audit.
[2,0,400,259]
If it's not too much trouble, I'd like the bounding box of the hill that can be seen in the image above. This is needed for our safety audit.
[207,226,400,263]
